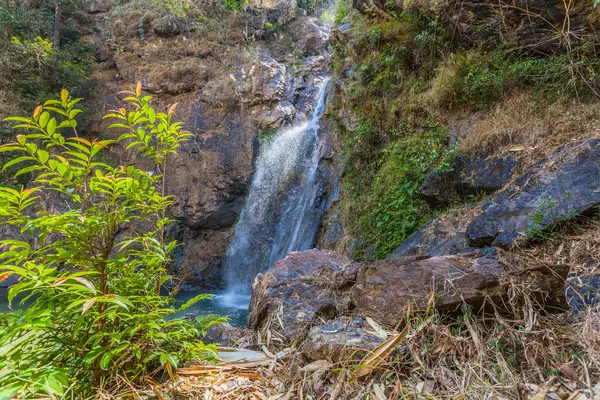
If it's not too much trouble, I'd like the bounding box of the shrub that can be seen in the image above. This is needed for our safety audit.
[0,86,222,398]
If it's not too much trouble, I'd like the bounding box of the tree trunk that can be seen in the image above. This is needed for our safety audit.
[53,0,62,50]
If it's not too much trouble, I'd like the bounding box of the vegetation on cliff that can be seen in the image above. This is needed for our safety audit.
[329,0,600,259]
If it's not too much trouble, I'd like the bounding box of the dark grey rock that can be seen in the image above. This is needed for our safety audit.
[456,154,519,197]
[420,154,520,207]
[566,273,600,312]
[420,170,456,207]
[202,323,250,347]
[389,219,487,258]
[466,139,600,248]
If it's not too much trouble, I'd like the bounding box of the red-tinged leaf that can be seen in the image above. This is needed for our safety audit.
[0,273,12,284]
[136,82,142,96]
[82,297,97,314]
[118,90,135,96]
[69,137,91,146]
[120,108,127,115]
[33,105,42,120]
[52,278,67,286]
[168,103,178,114]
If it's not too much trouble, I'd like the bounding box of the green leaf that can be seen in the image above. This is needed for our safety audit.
[179,293,213,312]
[47,118,57,135]
[39,112,50,128]
[37,150,49,164]
[2,156,34,171]
[99,353,111,370]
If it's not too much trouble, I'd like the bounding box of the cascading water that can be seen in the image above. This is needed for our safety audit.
[222,76,331,307]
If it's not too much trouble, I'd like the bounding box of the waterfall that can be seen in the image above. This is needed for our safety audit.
[222,77,331,305]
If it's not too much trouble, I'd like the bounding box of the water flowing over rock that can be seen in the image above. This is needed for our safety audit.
[223,76,333,294]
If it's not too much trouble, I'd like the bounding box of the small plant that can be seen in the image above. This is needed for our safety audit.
[223,0,247,11]
[525,196,580,241]
[0,85,222,398]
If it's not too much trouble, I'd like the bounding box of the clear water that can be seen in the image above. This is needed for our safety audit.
[173,290,249,327]
[0,288,248,327]
[223,77,331,299]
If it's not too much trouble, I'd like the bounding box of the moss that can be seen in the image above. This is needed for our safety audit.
[339,123,454,260]
[258,128,279,145]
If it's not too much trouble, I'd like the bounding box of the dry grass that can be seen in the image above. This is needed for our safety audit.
[123,274,600,399]
[457,91,600,168]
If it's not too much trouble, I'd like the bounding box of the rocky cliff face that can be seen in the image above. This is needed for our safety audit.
[76,0,340,288]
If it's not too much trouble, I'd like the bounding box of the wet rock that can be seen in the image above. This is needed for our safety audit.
[169,227,232,289]
[203,323,251,347]
[247,250,360,341]
[466,139,600,247]
[300,317,385,362]
[153,15,182,38]
[351,255,568,327]
[256,100,296,130]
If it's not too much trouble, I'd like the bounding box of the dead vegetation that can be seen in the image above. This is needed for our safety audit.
[113,272,600,399]
[457,91,600,170]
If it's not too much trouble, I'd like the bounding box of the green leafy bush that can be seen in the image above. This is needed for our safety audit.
[0,86,222,398]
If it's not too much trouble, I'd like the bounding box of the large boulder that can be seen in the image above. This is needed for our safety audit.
[247,250,360,341]
[393,139,600,257]
[466,139,600,247]
[248,250,569,343]
[351,255,569,327]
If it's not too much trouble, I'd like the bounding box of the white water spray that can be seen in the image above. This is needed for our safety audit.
[222,77,331,303]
